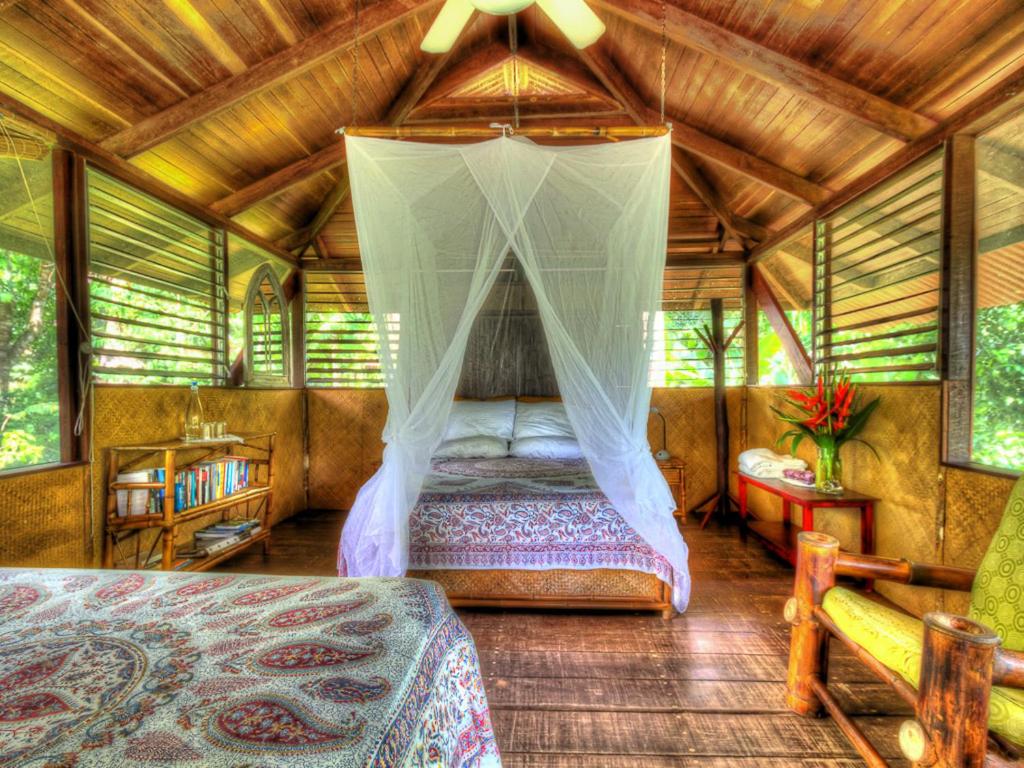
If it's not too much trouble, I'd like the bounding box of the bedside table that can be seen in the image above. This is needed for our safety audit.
[657,457,686,522]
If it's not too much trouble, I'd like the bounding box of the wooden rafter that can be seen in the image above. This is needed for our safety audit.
[210,143,346,217]
[572,46,765,244]
[277,17,479,255]
[751,60,1024,262]
[578,47,828,206]
[590,0,936,142]
[99,0,440,158]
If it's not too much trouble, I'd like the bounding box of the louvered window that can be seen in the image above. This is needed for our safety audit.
[814,151,942,381]
[304,271,386,388]
[650,264,745,387]
[87,170,227,384]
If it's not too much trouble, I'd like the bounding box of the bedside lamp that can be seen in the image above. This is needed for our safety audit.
[650,406,671,462]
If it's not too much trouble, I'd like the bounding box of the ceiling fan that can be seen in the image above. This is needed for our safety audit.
[421,0,606,53]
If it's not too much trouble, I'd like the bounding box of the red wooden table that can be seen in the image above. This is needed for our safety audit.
[737,472,877,585]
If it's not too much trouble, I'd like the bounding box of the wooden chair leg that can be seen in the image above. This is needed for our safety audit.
[899,613,1001,768]
[786,531,839,716]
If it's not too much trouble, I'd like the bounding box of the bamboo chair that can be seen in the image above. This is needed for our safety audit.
[784,476,1024,768]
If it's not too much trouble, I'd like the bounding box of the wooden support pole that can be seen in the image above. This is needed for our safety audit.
[786,531,839,716]
[711,298,729,517]
[940,134,976,463]
[900,613,1001,767]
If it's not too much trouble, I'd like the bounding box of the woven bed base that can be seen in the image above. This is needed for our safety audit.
[407,568,673,616]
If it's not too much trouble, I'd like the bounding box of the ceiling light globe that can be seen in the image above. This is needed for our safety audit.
[470,0,535,14]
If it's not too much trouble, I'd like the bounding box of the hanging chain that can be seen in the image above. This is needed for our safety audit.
[659,0,667,124]
[509,15,520,130]
[350,0,361,125]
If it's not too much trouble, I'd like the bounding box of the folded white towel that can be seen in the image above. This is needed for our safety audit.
[738,448,808,479]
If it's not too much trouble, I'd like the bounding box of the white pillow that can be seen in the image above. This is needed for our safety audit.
[444,399,516,441]
[510,436,584,460]
[513,401,574,440]
[435,436,509,459]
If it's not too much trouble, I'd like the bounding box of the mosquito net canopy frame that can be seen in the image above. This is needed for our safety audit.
[337,132,691,611]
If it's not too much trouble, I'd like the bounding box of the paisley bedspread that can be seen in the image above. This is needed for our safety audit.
[0,568,500,768]
[409,457,674,587]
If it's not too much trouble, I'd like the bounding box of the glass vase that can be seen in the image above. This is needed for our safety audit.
[815,437,843,494]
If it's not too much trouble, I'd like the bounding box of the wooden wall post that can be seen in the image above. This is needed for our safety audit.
[786,531,838,716]
[940,134,976,464]
[744,264,759,386]
[900,613,1000,768]
[750,264,813,385]
[710,298,729,516]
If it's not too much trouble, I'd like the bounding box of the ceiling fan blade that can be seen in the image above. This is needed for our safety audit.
[535,0,605,49]
[421,0,475,53]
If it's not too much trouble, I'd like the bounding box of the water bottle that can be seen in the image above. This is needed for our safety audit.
[184,382,204,440]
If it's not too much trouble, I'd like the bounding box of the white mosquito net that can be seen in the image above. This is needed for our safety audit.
[337,133,691,611]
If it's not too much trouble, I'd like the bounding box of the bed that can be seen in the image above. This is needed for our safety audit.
[0,568,500,767]
[406,455,676,617]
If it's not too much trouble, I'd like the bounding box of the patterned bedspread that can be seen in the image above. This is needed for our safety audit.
[0,568,500,768]
[409,457,674,587]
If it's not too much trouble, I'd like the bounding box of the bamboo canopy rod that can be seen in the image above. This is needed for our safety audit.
[337,124,670,139]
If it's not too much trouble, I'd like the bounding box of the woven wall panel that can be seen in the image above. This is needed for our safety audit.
[942,466,1018,615]
[407,567,663,599]
[92,386,306,563]
[0,465,89,568]
[747,385,945,616]
[651,388,719,514]
[306,389,387,510]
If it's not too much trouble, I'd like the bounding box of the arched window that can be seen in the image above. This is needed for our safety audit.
[244,265,290,386]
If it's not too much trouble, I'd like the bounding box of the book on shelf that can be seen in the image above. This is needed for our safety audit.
[172,456,251,513]
[178,525,262,559]
[116,469,165,516]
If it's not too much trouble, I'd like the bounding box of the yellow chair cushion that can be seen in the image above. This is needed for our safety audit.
[969,475,1024,653]
[823,586,1024,746]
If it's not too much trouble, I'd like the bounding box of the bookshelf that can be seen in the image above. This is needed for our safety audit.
[103,432,275,572]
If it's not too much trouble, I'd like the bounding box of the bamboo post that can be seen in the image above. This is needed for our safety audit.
[162,448,176,569]
[899,613,1000,767]
[103,449,120,568]
[786,531,839,716]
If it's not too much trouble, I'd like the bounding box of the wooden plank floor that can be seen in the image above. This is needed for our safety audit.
[214,510,910,767]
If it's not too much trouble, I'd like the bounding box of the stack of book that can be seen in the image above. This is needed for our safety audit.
[180,519,261,559]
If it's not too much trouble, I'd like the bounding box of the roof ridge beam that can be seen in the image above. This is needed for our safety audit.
[99,0,439,158]
[590,0,936,141]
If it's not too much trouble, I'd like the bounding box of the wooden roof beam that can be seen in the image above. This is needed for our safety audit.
[100,0,440,158]
[574,47,767,244]
[751,61,1024,263]
[279,26,474,254]
[0,90,298,266]
[213,18,468,223]
[577,47,827,206]
[590,0,936,142]
[210,143,345,217]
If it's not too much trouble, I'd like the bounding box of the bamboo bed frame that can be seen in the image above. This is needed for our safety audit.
[407,567,675,619]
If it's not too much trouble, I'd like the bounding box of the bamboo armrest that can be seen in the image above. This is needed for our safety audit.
[835,551,976,592]
[994,648,1024,689]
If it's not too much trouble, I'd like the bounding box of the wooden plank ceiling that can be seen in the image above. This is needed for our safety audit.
[1,0,1023,263]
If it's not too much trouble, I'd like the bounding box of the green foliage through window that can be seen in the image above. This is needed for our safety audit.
[0,149,60,471]
[972,112,1024,472]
